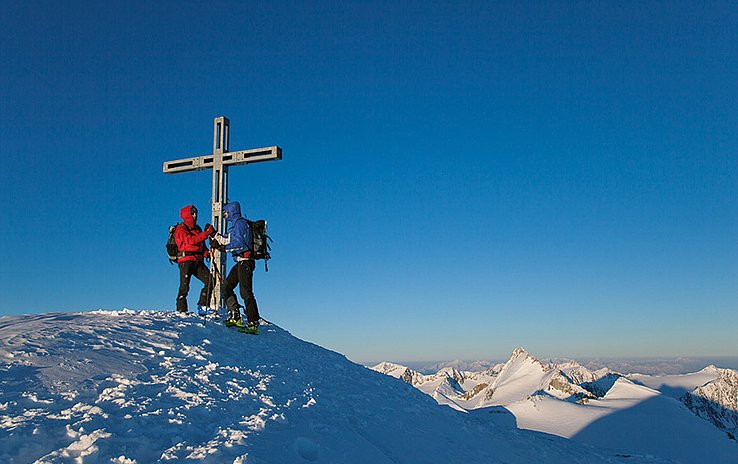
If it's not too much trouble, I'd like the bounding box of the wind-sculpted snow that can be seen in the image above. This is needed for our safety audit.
[0,310,320,462]
[0,311,663,464]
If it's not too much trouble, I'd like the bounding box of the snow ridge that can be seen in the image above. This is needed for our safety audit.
[0,310,661,464]
[683,367,738,436]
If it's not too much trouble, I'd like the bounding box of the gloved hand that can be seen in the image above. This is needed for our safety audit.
[210,239,223,251]
[203,224,216,237]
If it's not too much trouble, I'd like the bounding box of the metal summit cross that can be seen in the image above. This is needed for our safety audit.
[163,116,282,310]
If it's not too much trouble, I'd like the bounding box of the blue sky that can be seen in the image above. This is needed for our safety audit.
[1,1,736,363]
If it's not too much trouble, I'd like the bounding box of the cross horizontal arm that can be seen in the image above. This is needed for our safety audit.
[163,146,282,174]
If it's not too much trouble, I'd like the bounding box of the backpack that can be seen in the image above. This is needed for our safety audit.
[247,219,272,271]
[166,224,180,264]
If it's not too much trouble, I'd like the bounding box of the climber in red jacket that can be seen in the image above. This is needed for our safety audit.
[174,205,216,314]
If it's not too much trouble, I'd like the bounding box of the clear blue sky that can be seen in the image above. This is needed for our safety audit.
[1,1,736,363]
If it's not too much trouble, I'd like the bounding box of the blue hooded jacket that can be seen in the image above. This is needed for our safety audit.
[223,201,252,261]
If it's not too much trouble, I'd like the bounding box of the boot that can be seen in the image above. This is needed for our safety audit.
[238,320,259,335]
[225,307,243,327]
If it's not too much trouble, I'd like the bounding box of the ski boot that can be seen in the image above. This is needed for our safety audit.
[224,305,243,327]
[225,316,244,328]
[238,320,259,335]
[224,308,243,327]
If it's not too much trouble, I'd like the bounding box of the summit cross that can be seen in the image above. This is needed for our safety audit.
[163,116,282,310]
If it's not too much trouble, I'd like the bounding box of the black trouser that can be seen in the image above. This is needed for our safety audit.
[176,261,212,312]
[223,260,260,323]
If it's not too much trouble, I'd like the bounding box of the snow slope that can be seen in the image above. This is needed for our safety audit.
[0,310,664,464]
[628,366,720,399]
[507,377,738,464]
[630,366,738,436]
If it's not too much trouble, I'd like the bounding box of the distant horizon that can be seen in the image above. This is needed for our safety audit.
[360,355,738,375]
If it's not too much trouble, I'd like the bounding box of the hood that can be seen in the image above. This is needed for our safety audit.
[223,201,244,224]
[179,205,197,228]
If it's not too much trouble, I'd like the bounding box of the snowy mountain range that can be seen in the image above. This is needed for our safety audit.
[0,310,683,464]
[372,348,738,464]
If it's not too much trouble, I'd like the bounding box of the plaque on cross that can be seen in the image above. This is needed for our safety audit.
[163,116,282,310]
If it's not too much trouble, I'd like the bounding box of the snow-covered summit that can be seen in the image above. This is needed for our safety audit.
[510,346,533,360]
[475,346,553,408]
[370,361,425,386]
[0,310,658,464]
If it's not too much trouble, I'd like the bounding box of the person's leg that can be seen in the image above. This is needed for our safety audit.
[223,264,242,321]
[238,260,260,324]
[176,262,195,312]
[193,261,212,307]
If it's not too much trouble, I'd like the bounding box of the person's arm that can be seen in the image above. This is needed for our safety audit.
[175,224,214,248]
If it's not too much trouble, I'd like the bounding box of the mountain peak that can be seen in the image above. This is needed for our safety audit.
[507,347,545,369]
[372,361,409,374]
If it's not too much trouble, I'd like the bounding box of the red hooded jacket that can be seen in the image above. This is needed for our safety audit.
[174,205,209,263]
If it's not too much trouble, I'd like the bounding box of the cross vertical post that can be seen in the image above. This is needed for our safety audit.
[163,116,282,313]
[211,116,229,310]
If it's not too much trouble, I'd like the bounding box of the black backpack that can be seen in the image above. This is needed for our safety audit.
[247,219,272,271]
[166,224,180,264]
